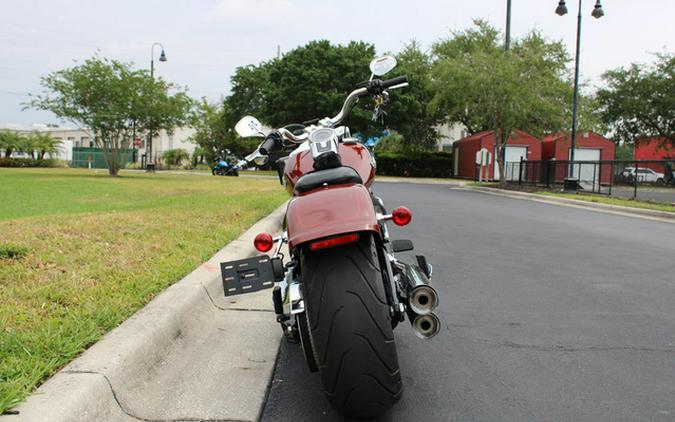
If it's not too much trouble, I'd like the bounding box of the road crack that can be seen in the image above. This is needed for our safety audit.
[62,370,252,422]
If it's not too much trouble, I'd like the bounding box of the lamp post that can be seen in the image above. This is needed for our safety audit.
[498,0,512,182]
[556,0,604,190]
[146,42,167,170]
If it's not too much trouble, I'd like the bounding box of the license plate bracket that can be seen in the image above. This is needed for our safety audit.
[220,255,276,297]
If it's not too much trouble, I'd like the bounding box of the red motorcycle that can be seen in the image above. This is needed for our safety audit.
[221,56,440,418]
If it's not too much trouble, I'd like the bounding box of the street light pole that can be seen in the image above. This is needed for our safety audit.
[505,0,512,50]
[570,0,583,167]
[500,0,512,182]
[556,0,604,190]
[147,42,167,170]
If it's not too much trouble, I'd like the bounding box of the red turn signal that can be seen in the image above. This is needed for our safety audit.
[254,232,274,252]
[309,233,359,251]
[391,206,412,226]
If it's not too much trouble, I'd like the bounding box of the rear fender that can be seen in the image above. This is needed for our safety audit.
[286,184,380,249]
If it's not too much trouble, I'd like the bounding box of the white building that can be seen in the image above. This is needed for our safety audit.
[147,127,197,158]
[0,123,196,163]
[0,123,85,160]
[435,122,468,152]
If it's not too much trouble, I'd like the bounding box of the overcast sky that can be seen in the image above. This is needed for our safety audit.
[1,0,673,125]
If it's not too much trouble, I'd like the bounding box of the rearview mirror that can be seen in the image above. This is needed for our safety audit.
[369,56,397,76]
[254,155,269,166]
[235,116,264,138]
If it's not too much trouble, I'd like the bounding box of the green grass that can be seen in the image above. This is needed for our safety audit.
[0,168,287,412]
[538,191,675,213]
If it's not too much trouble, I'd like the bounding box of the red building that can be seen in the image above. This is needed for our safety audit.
[542,131,615,186]
[453,130,541,180]
[635,137,673,160]
[635,137,674,170]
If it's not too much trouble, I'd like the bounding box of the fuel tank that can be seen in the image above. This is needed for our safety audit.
[283,142,375,195]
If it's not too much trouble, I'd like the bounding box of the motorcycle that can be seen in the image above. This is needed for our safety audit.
[220,56,440,418]
[212,155,240,176]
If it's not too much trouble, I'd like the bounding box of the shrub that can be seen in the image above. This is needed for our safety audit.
[375,151,454,178]
[0,158,64,168]
[374,132,405,153]
[162,149,190,169]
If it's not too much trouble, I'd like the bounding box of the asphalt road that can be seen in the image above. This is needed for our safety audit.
[261,183,675,422]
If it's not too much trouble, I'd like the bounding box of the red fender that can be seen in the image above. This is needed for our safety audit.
[286,184,380,249]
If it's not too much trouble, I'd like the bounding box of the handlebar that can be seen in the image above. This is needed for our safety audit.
[258,136,277,155]
[328,87,368,127]
[328,75,408,126]
[382,75,409,89]
[253,74,410,154]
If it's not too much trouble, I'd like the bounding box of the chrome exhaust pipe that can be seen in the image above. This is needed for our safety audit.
[404,264,439,315]
[410,312,441,339]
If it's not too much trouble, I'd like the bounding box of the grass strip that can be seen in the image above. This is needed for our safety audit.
[0,168,287,412]
[538,191,675,213]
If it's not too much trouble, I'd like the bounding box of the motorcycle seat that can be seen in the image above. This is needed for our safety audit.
[294,166,363,194]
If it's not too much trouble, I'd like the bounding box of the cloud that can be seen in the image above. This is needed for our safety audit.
[207,0,300,22]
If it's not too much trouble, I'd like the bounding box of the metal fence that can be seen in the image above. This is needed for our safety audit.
[72,147,137,169]
[503,159,675,202]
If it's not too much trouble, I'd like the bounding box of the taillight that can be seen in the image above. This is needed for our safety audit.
[254,232,274,252]
[309,233,359,251]
[391,206,412,226]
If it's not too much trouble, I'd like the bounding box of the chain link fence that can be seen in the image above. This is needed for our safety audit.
[503,159,675,203]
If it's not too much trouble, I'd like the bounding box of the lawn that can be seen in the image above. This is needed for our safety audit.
[0,168,287,413]
[538,191,675,213]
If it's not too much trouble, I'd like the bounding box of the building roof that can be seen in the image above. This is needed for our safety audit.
[542,131,613,145]
[453,129,540,145]
[0,123,78,132]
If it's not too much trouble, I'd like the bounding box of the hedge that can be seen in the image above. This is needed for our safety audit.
[0,158,65,168]
[375,151,454,178]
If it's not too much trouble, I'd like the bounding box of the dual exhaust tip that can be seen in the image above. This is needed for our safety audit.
[401,261,441,339]
[411,312,441,339]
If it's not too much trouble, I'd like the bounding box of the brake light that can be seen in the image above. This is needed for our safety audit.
[254,232,274,252]
[392,206,412,226]
[309,233,359,251]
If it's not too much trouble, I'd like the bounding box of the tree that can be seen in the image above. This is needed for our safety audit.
[385,41,443,151]
[26,132,62,160]
[430,20,572,183]
[0,131,23,158]
[29,56,192,176]
[189,100,258,162]
[597,53,674,148]
[222,63,272,130]
[262,40,377,134]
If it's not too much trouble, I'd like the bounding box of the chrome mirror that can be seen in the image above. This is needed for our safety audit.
[253,155,269,166]
[369,55,397,77]
[235,116,264,137]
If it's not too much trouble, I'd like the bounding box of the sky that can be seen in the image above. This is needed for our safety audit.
[1,0,673,126]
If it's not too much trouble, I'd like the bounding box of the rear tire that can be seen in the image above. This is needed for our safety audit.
[300,233,402,419]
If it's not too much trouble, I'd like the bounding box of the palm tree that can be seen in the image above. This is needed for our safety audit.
[0,131,24,158]
[28,132,62,160]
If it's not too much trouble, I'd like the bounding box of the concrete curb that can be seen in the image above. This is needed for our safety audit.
[4,202,289,422]
[377,177,467,186]
[468,186,675,223]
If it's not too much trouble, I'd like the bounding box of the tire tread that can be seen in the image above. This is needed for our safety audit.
[301,233,402,419]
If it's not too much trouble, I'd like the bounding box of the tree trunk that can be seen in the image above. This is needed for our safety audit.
[99,131,118,177]
[5,148,12,158]
[494,131,507,186]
